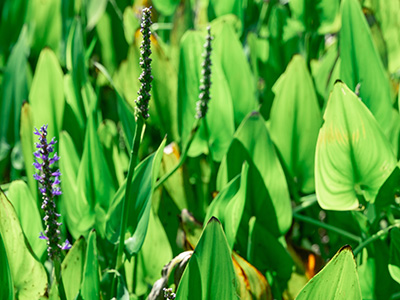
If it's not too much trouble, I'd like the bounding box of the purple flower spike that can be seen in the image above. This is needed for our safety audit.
[33,125,70,261]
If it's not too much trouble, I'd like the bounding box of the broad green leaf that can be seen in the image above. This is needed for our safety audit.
[77,113,116,237]
[206,162,248,249]
[0,26,29,147]
[389,227,400,284]
[177,29,235,161]
[340,0,394,135]
[6,180,46,259]
[315,82,396,210]
[358,258,375,300]
[20,102,37,201]
[81,230,100,300]
[152,0,180,16]
[66,19,88,120]
[122,6,140,45]
[247,217,293,284]
[62,237,86,300]
[0,232,13,300]
[30,48,65,141]
[212,19,257,127]
[59,131,93,239]
[86,0,108,30]
[98,120,125,186]
[269,55,322,193]
[106,139,166,257]
[0,189,48,299]
[296,246,361,299]
[217,112,292,236]
[289,0,340,34]
[151,35,179,141]
[159,142,193,211]
[175,217,239,300]
[208,0,244,29]
[25,0,61,56]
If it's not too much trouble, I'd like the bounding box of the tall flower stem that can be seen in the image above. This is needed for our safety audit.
[115,117,145,271]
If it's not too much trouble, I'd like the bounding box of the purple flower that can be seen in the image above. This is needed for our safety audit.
[33,125,70,260]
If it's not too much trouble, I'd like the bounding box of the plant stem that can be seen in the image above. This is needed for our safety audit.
[154,118,200,190]
[115,117,145,271]
[293,213,362,243]
[353,223,400,256]
[54,260,67,300]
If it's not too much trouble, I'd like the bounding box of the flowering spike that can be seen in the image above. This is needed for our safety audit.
[195,26,213,119]
[33,125,70,260]
[135,7,153,120]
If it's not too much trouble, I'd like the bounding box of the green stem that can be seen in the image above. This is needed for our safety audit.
[54,260,67,300]
[116,117,145,271]
[293,213,362,243]
[154,118,200,190]
[353,223,400,256]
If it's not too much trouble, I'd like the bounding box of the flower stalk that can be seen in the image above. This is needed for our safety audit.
[155,25,213,190]
[33,124,70,300]
[115,6,153,285]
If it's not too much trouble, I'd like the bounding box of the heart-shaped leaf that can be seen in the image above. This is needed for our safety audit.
[315,81,396,210]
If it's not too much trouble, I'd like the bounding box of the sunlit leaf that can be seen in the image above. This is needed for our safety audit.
[296,246,362,299]
[6,180,46,259]
[340,0,394,135]
[270,55,322,193]
[315,81,396,210]
[0,189,48,299]
[175,217,239,299]
[81,230,100,300]
[0,232,13,300]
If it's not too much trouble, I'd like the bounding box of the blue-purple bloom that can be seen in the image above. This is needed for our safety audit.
[33,125,71,260]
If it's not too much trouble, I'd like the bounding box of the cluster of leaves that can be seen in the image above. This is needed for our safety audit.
[2,0,400,299]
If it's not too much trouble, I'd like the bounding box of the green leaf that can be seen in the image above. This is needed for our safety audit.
[0,25,29,147]
[152,0,180,16]
[0,189,48,299]
[86,0,108,30]
[0,232,13,300]
[25,0,62,56]
[81,230,100,300]
[296,246,362,299]
[20,102,37,201]
[269,55,322,193]
[175,217,239,300]
[208,0,244,29]
[59,131,94,239]
[211,19,257,127]
[29,48,65,140]
[315,81,396,210]
[340,0,394,135]
[122,6,140,45]
[217,112,292,236]
[375,166,400,210]
[206,162,248,249]
[6,180,46,259]
[389,227,400,284]
[247,217,293,284]
[106,138,166,257]
[62,237,86,300]
[77,113,116,237]
[177,29,235,161]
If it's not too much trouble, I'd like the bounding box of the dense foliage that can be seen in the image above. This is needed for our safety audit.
[1,0,400,299]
